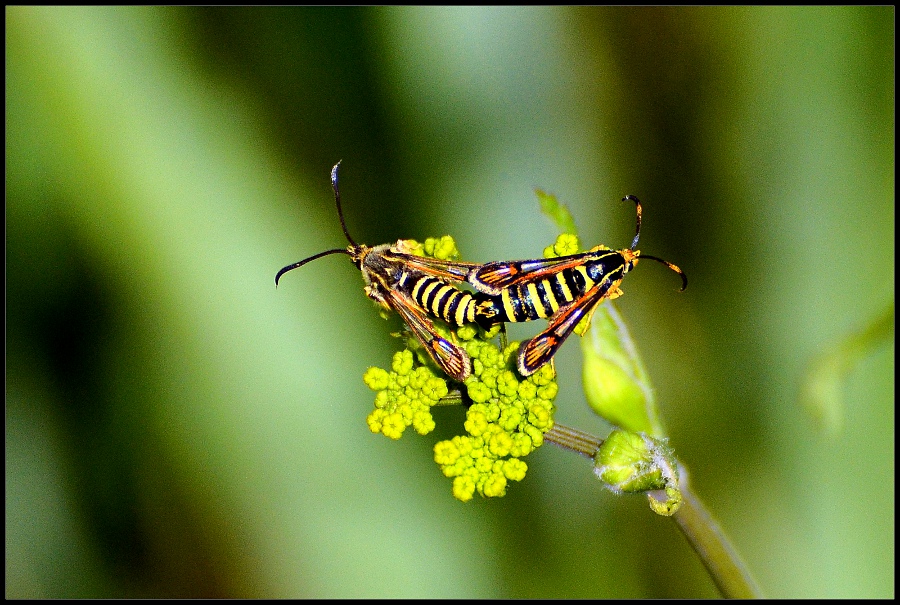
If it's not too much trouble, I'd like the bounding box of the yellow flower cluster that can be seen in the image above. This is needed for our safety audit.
[434,328,558,502]
[361,235,559,501]
[363,350,448,440]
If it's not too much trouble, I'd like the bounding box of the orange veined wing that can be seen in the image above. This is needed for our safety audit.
[469,250,621,296]
[385,251,480,283]
[516,278,613,376]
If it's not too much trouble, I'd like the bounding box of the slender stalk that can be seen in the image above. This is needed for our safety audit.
[546,423,762,598]
[433,389,465,407]
[672,466,763,598]
[544,422,602,459]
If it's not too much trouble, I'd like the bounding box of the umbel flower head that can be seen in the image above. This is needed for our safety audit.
[361,236,559,502]
[434,330,557,502]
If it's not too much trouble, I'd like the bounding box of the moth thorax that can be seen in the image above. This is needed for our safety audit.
[620,248,639,272]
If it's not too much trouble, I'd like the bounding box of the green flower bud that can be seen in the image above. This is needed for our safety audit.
[593,430,681,515]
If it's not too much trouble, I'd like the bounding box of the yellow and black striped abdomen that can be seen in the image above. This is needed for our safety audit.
[489,265,594,323]
[480,256,625,325]
[403,273,477,327]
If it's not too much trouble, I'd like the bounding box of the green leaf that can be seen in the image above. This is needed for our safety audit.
[580,303,664,436]
[536,188,578,237]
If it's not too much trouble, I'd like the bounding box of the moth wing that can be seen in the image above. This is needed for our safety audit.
[387,252,479,283]
[385,288,471,382]
[517,280,610,376]
[469,255,592,295]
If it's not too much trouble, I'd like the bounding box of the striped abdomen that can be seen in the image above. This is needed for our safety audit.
[398,272,478,327]
[475,257,625,326]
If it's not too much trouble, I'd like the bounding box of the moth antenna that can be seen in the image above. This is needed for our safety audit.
[638,254,688,292]
[622,195,643,250]
[331,161,358,247]
[275,248,350,287]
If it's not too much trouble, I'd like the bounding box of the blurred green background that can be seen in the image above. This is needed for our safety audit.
[6,6,893,598]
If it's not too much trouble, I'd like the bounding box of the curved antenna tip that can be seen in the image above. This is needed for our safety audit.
[621,195,643,250]
[274,248,350,288]
[639,254,687,292]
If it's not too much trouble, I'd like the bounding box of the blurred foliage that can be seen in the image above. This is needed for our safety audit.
[800,302,894,436]
[6,6,893,598]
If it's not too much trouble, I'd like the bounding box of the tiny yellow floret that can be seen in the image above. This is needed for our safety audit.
[464,409,490,437]
[503,458,528,481]
[452,476,477,502]
[466,381,492,403]
[544,233,580,258]
[412,411,436,435]
[392,350,414,375]
[488,432,514,457]
[363,367,390,391]
[481,473,508,498]
[434,440,461,466]
[381,412,406,440]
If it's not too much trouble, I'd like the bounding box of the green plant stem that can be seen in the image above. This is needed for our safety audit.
[544,423,602,459]
[433,389,465,407]
[546,422,761,599]
[671,465,762,599]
